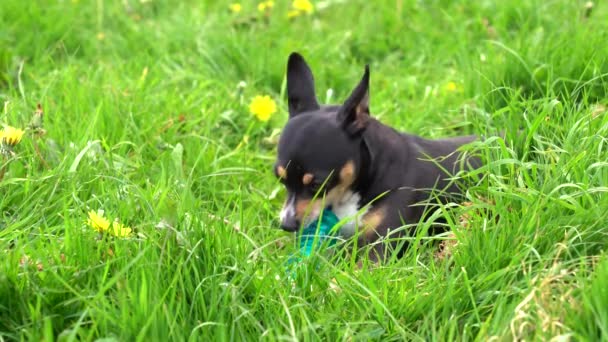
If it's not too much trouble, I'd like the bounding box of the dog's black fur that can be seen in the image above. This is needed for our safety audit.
[274,52,482,262]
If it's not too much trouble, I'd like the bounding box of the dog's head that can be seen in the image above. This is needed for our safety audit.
[275,52,372,232]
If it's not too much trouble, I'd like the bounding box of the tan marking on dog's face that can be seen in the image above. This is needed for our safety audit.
[302,173,314,185]
[362,207,385,242]
[286,161,357,225]
[305,160,357,215]
[277,166,287,179]
[295,199,311,219]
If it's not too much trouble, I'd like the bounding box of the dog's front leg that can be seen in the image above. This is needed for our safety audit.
[356,194,420,265]
[356,206,401,265]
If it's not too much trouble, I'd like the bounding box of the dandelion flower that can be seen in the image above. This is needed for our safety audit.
[249,95,277,122]
[229,3,242,13]
[443,81,463,94]
[110,221,133,238]
[87,210,111,232]
[292,0,314,14]
[258,0,274,12]
[0,126,25,147]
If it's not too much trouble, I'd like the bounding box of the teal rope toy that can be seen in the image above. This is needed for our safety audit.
[286,208,340,271]
[298,209,340,255]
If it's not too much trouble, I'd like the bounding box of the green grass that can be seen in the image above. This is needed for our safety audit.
[1,0,608,340]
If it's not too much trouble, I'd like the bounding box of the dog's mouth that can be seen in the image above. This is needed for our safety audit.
[280,201,324,232]
[279,223,300,233]
[279,205,334,233]
[279,217,312,233]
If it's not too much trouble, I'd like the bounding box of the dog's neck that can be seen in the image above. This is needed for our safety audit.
[354,119,415,203]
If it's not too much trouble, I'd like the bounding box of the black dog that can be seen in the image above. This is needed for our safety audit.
[274,52,482,262]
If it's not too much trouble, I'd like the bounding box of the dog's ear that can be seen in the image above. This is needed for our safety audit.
[338,65,370,136]
[287,52,320,118]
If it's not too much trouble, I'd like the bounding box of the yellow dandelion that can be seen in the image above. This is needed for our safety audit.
[0,126,25,147]
[229,3,242,13]
[249,95,277,122]
[86,210,111,232]
[258,0,274,12]
[110,221,133,238]
[292,0,314,14]
[96,32,105,41]
[443,81,463,94]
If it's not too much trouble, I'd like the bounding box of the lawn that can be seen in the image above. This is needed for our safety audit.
[1,0,608,340]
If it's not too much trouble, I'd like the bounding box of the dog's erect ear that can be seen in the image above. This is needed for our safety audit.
[287,52,320,118]
[338,65,370,136]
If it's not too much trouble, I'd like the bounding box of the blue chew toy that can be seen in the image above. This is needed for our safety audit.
[286,209,340,271]
[298,208,340,255]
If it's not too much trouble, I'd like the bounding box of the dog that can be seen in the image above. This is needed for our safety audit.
[274,52,482,262]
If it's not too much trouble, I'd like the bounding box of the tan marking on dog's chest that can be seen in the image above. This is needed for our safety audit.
[362,207,386,241]
[339,161,355,187]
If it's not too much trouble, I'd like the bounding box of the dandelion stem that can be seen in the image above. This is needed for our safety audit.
[0,162,6,182]
[32,138,50,170]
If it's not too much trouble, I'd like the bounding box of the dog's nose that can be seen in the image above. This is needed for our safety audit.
[280,216,299,232]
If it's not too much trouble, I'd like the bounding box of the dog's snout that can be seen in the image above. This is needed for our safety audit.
[280,193,300,232]
[280,215,299,232]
